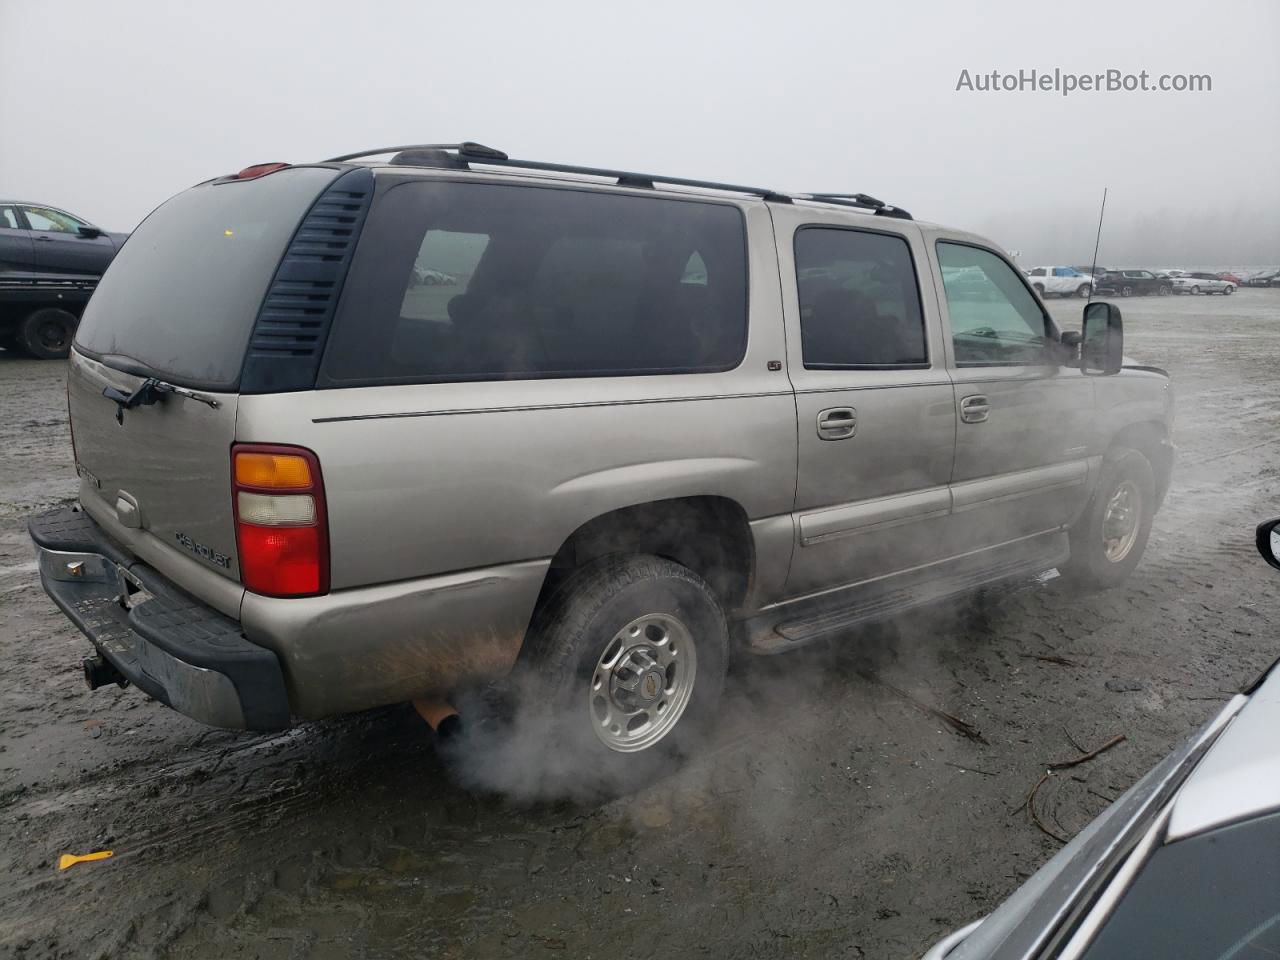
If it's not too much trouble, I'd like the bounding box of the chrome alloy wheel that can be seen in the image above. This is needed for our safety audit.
[589,613,696,753]
[1102,481,1142,563]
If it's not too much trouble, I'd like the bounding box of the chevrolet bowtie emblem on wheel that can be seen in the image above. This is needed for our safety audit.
[642,672,660,700]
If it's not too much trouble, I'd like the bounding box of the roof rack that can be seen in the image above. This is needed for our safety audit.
[802,193,913,220]
[322,142,912,219]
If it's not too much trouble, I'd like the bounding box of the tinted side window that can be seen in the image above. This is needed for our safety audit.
[400,230,488,324]
[321,182,748,385]
[937,242,1049,366]
[794,227,927,368]
[1081,811,1280,960]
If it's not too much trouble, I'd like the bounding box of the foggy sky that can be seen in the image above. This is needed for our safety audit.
[2,0,1276,267]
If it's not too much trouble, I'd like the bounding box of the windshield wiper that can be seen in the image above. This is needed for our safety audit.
[102,378,221,424]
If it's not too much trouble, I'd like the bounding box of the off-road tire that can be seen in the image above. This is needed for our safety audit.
[516,554,729,794]
[1061,447,1156,590]
[18,308,76,360]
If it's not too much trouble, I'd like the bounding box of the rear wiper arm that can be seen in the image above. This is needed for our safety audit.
[102,378,220,424]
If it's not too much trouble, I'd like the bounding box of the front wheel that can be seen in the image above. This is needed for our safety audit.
[1121,285,1133,297]
[1032,283,1045,297]
[1158,284,1171,296]
[1223,285,1234,295]
[1191,285,1201,295]
[1061,448,1156,590]
[515,554,729,794]
[18,308,76,359]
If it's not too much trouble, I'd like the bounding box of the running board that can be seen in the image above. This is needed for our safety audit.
[747,536,1068,655]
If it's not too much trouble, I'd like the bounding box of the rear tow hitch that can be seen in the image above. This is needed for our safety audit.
[83,655,128,690]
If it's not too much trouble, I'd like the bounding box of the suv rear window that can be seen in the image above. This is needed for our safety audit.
[74,166,339,390]
[794,226,927,368]
[319,181,748,385]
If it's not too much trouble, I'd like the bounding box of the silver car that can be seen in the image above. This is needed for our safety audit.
[1172,272,1236,295]
[28,143,1174,786]
[924,518,1280,960]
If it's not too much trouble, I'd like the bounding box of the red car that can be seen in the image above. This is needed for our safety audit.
[1217,272,1245,285]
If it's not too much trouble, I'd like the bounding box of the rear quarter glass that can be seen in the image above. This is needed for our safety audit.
[318,179,749,386]
[74,166,342,391]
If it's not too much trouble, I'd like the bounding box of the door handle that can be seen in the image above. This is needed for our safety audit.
[817,406,857,440]
[35,235,55,241]
[960,395,990,423]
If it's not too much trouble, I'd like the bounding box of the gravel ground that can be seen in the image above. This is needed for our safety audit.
[2,289,1278,960]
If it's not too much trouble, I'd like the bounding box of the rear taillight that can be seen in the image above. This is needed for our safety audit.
[232,162,290,180]
[232,444,328,597]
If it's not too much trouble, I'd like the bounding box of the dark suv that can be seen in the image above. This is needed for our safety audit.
[1094,270,1172,298]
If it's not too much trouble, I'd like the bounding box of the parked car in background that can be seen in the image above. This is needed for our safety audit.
[0,202,127,276]
[0,202,129,358]
[1216,272,1244,285]
[1094,270,1171,297]
[1244,269,1280,287]
[923,520,1280,960]
[1172,272,1235,295]
[27,144,1170,793]
[1025,266,1094,298]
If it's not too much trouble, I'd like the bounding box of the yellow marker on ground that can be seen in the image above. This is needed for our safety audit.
[58,850,113,870]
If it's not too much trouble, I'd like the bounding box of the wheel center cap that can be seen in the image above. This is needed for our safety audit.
[640,670,662,702]
[611,648,665,706]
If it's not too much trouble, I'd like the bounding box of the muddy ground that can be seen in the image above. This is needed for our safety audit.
[2,289,1279,960]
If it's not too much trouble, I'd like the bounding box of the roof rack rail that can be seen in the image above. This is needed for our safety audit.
[804,193,913,220]
[323,143,912,218]
[323,142,510,163]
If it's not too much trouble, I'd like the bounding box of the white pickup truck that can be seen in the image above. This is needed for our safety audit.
[1024,266,1094,298]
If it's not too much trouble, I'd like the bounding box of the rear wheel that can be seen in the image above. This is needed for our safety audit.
[18,308,76,359]
[1191,285,1201,295]
[515,554,729,794]
[1076,284,1091,298]
[1062,448,1155,590]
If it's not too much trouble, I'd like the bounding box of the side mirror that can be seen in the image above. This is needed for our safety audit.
[1257,518,1280,571]
[77,225,103,239]
[1081,301,1123,375]
[1057,330,1083,367]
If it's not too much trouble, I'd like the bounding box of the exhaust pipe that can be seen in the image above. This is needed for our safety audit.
[413,699,461,740]
[82,655,127,690]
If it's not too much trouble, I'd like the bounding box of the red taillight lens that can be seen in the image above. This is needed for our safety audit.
[237,525,324,596]
[232,444,328,597]
[233,162,290,180]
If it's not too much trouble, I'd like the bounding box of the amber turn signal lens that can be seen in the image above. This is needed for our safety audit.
[234,452,312,490]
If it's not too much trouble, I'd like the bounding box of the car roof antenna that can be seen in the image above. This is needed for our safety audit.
[1088,187,1108,304]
